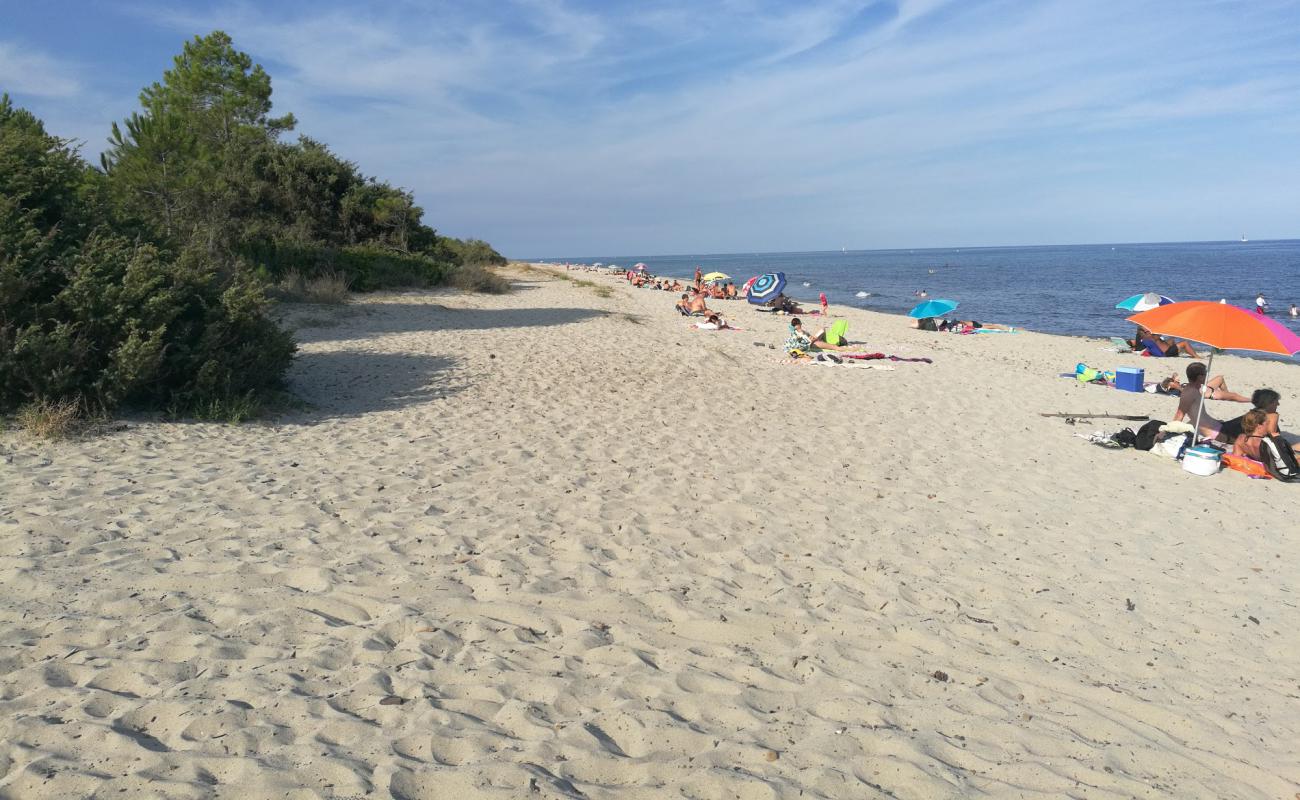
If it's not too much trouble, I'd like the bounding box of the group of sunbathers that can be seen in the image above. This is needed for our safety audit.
[1166,361,1298,458]
[909,317,1014,333]
[630,270,739,300]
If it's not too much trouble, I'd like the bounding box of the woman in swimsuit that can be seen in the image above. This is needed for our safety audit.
[1232,409,1268,460]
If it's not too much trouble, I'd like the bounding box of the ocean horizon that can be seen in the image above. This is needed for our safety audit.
[535,239,1300,348]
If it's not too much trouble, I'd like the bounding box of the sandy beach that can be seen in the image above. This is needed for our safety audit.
[1,264,1298,799]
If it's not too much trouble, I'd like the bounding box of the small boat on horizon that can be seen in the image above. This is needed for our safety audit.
[1241,234,1249,242]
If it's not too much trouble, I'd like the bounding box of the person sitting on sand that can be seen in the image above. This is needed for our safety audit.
[786,318,854,352]
[686,289,714,316]
[1232,409,1269,461]
[1173,362,1243,442]
[767,293,804,314]
[726,283,738,299]
[1234,388,1300,456]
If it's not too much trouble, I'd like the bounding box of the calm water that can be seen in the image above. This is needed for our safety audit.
[540,240,1300,346]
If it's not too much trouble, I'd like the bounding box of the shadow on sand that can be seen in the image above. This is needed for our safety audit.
[283,351,465,419]
[292,305,610,345]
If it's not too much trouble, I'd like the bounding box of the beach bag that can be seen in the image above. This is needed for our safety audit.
[1157,433,1192,460]
[1222,453,1271,479]
[1133,420,1164,451]
[1258,436,1300,482]
[1110,428,1137,448]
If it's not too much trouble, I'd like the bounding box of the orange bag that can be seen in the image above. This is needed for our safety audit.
[1222,453,1271,479]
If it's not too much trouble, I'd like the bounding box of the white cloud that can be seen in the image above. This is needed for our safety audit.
[19,0,1300,251]
[0,41,82,97]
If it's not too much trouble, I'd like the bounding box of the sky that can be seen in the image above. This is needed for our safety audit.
[3,0,1300,257]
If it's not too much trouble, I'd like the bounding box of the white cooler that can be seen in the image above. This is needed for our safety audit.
[1182,445,1222,476]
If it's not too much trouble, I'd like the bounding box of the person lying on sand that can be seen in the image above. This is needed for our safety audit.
[943,319,1014,332]
[1132,326,1200,357]
[694,314,732,330]
[909,318,1014,332]
[1159,372,1250,402]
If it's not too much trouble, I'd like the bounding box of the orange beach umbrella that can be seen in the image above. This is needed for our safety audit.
[1127,301,1300,442]
[1125,301,1300,355]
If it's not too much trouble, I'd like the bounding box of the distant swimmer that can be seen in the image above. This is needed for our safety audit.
[1256,293,1268,315]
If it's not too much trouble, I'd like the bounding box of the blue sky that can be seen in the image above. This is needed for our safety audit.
[3,0,1299,256]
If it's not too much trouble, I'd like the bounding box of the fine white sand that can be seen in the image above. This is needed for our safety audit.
[1,265,1298,799]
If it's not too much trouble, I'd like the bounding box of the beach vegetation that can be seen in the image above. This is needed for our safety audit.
[15,397,88,439]
[449,263,512,294]
[273,270,352,305]
[1,30,508,424]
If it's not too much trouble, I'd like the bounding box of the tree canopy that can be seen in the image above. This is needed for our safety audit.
[1,30,506,419]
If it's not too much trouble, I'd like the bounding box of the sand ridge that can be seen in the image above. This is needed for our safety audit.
[1,266,1297,798]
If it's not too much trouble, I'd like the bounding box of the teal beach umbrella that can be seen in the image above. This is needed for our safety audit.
[908,298,958,318]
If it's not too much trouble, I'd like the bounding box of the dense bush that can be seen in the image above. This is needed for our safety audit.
[447,238,507,267]
[0,95,294,417]
[2,31,509,424]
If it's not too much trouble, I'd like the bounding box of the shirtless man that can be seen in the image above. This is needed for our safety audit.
[1172,362,1247,442]
[686,289,713,316]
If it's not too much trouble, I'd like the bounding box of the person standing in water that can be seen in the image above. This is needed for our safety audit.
[1290,303,1298,318]
[1256,293,1268,315]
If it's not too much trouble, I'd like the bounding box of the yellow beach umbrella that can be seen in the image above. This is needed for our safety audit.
[701,272,731,282]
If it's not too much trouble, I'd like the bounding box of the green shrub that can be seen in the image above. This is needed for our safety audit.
[335,244,446,290]
[1,230,296,414]
[449,263,511,294]
[446,237,507,266]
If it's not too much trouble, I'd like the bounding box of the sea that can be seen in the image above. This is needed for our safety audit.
[538,240,1300,350]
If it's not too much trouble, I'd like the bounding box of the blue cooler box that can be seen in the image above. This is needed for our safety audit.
[1115,367,1144,392]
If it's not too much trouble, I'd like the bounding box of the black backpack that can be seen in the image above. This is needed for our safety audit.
[1111,428,1137,448]
[1258,435,1300,482]
[1133,420,1165,451]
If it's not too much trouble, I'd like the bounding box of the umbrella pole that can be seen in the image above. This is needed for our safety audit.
[1191,349,1215,446]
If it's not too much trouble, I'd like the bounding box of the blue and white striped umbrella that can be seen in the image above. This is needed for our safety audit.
[746,272,787,305]
[1116,292,1174,312]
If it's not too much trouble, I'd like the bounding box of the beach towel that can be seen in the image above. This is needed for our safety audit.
[842,353,934,363]
[1222,453,1271,479]
[974,328,1019,334]
[1110,337,1133,353]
